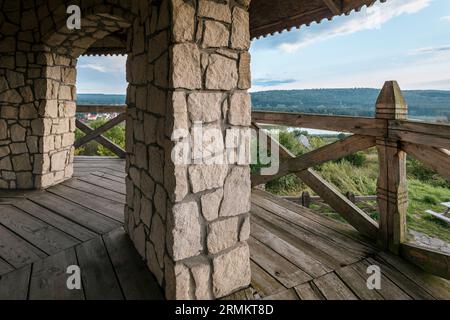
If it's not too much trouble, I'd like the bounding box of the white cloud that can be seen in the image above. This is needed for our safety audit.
[252,50,450,91]
[411,44,450,55]
[279,0,432,52]
[441,15,450,21]
[78,55,127,73]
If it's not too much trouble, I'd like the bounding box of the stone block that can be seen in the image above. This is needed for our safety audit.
[171,43,202,89]
[168,201,202,261]
[212,244,251,298]
[187,92,223,123]
[220,166,251,216]
[206,54,238,90]
[203,20,229,48]
[207,216,239,254]
[229,91,251,126]
[201,188,223,221]
[188,164,228,193]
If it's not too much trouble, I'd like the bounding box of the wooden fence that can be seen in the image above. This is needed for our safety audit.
[251,81,450,280]
[75,104,127,158]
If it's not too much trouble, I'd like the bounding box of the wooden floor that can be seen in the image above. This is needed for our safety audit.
[0,157,448,300]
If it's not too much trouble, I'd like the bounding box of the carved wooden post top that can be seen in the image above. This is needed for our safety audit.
[375,81,408,120]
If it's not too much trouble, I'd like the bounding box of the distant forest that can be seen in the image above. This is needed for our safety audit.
[77,88,450,118]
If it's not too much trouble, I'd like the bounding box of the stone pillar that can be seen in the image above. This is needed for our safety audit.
[125,0,252,299]
[0,3,76,189]
[376,81,408,254]
[0,52,75,189]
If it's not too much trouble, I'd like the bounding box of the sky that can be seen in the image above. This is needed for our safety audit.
[76,0,450,94]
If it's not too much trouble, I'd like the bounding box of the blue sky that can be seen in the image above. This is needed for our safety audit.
[77,0,450,94]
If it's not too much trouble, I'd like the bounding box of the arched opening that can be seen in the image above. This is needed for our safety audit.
[35,12,133,188]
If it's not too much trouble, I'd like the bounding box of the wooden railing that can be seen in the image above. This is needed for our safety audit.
[75,104,127,158]
[251,81,450,280]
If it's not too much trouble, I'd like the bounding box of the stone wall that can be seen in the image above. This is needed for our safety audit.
[0,1,131,189]
[125,0,252,299]
[0,42,76,188]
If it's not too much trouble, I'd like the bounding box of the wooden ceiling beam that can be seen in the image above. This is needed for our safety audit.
[323,0,342,15]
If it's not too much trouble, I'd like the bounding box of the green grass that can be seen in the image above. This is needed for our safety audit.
[261,129,450,243]
[407,179,450,242]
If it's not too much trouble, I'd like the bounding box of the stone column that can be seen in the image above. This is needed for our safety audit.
[125,0,252,299]
[0,3,76,190]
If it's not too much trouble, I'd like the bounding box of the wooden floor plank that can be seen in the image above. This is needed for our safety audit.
[367,256,435,300]
[48,184,124,222]
[355,259,412,300]
[251,221,331,277]
[91,171,125,184]
[249,237,312,288]
[0,257,14,275]
[75,237,123,300]
[77,175,126,195]
[294,282,325,300]
[375,252,450,300]
[222,287,256,300]
[29,248,85,300]
[0,224,47,268]
[13,200,97,242]
[253,190,375,246]
[335,264,384,300]
[263,288,299,300]
[0,205,79,255]
[103,228,163,300]
[252,195,373,257]
[98,168,127,179]
[252,205,353,268]
[62,179,126,204]
[28,192,120,235]
[0,265,31,300]
[250,261,285,298]
[313,272,358,300]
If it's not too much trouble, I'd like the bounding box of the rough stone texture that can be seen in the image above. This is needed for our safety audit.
[168,201,203,261]
[188,92,223,123]
[239,215,250,241]
[201,188,223,221]
[231,7,251,50]
[213,244,251,298]
[220,166,251,217]
[198,0,232,23]
[206,54,238,90]
[172,0,196,42]
[207,217,239,254]
[189,164,228,193]
[171,43,202,89]
[229,91,251,126]
[203,21,230,48]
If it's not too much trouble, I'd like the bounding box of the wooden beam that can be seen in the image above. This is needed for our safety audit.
[296,169,378,240]
[251,123,378,239]
[389,120,450,150]
[76,105,127,114]
[76,120,126,158]
[323,0,341,15]
[401,142,450,181]
[252,111,386,137]
[75,113,126,149]
[252,134,376,186]
[400,243,450,280]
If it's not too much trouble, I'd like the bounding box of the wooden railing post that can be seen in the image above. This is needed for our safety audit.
[376,81,408,254]
[301,191,310,208]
